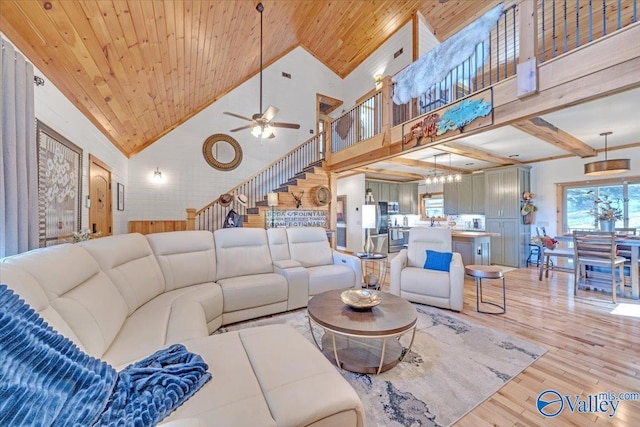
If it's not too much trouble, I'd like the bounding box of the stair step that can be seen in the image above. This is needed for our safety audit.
[255,201,269,207]
[247,207,261,214]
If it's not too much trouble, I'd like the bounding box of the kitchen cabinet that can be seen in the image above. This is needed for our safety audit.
[471,173,485,214]
[457,175,473,213]
[446,173,484,214]
[365,180,380,202]
[452,235,491,266]
[388,183,399,203]
[484,168,523,218]
[399,183,418,214]
[443,181,458,214]
[486,219,519,267]
[484,166,531,267]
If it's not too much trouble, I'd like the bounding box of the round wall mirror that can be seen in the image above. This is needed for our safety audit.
[202,134,243,171]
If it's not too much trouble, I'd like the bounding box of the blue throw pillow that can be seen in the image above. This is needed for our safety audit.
[423,250,453,272]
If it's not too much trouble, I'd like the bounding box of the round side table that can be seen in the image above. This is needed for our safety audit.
[465,265,505,314]
[356,253,388,290]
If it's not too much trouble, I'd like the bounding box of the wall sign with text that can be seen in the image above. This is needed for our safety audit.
[266,210,327,228]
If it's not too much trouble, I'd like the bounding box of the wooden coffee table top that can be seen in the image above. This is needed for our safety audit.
[307,289,417,336]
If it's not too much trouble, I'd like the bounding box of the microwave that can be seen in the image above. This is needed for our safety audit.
[388,202,399,214]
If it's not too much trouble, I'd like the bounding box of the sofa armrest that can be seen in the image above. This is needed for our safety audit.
[273,259,302,269]
[332,251,362,288]
[273,265,309,310]
[448,252,465,311]
[389,249,407,296]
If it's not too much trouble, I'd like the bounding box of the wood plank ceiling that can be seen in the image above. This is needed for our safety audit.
[0,0,501,157]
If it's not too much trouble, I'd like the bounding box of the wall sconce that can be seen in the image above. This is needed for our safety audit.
[153,167,162,182]
[374,74,383,91]
[267,192,279,228]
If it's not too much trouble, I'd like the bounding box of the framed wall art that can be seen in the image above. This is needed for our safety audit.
[117,183,125,211]
[37,120,83,247]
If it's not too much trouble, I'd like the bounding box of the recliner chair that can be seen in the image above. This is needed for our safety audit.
[389,227,464,311]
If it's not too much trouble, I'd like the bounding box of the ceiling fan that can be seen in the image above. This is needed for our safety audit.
[223,2,300,139]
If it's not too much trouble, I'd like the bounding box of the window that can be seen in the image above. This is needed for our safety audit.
[563,178,639,232]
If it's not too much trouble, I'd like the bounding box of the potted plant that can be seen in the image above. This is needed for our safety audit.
[591,193,623,231]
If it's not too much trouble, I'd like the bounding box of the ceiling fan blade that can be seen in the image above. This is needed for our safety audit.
[270,122,300,129]
[262,106,279,122]
[229,124,254,132]
[224,111,253,122]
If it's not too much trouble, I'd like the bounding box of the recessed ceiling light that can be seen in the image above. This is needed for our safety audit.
[508,154,519,158]
[465,162,474,166]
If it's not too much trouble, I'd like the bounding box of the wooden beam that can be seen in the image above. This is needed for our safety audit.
[354,167,424,182]
[438,142,522,165]
[516,0,538,97]
[512,117,597,158]
[387,157,465,173]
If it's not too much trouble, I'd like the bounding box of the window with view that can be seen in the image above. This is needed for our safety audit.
[563,179,640,232]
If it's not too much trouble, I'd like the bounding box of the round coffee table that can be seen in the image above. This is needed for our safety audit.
[307,289,417,374]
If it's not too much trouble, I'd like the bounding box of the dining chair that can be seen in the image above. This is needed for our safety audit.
[537,227,573,280]
[615,227,638,288]
[572,231,626,303]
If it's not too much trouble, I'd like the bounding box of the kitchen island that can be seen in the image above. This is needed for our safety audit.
[451,231,500,266]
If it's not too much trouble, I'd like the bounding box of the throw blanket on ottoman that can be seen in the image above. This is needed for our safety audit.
[0,284,211,426]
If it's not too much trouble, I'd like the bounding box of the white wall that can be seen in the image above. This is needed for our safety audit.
[340,23,413,108]
[337,174,366,253]
[2,35,129,235]
[127,47,344,220]
[530,146,640,237]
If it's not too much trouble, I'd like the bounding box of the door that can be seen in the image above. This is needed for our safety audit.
[89,154,113,237]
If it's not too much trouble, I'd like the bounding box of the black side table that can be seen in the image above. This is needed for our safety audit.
[355,253,388,290]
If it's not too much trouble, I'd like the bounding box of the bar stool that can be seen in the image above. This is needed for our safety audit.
[465,265,505,314]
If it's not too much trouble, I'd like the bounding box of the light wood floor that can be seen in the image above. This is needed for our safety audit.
[381,265,640,426]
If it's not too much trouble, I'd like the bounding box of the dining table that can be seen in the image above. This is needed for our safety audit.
[556,234,640,300]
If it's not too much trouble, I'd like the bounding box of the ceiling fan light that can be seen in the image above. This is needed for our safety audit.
[584,159,631,175]
[251,125,262,137]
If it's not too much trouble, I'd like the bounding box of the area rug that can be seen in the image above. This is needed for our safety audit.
[219,304,546,427]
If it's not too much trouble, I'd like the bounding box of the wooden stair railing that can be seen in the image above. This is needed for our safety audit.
[187,132,325,232]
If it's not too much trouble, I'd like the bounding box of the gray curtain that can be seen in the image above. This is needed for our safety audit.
[1,38,38,257]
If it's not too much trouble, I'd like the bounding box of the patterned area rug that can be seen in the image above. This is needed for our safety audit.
[220,304,546,427]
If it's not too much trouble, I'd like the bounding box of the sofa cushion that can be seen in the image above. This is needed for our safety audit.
[407,227,452,268]
[401,267,451,298]
[214,228,274,280]
[80,233,165,315]
[286,227,333,267]
[217,273,287,312]
[423,250,453,272]
[1,244,127,357]
[162,325,364,427]
[102,284,223,368]
[307,264,356,296]
[146,231,216,292]
[267,228,291,262]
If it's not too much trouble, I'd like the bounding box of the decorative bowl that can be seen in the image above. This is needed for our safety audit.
[340,289,382,311]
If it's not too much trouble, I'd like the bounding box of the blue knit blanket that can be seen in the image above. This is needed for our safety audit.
[0,284,211,426]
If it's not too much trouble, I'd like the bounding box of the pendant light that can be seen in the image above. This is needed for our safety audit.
[584,132,630,176]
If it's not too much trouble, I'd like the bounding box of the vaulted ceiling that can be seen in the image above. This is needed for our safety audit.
[0,0,502,157]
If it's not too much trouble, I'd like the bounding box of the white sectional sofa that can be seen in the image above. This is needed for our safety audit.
[0,227,364,426]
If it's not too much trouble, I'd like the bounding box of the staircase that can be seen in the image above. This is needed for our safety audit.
[190,133,327,232]
[244,161,328,228]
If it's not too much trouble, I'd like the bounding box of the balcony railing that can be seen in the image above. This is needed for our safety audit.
[539,0,638,63]
[393,4,517,126]
[331,91,382,153]
[191,132,324,232]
